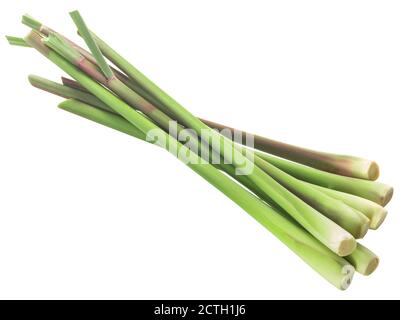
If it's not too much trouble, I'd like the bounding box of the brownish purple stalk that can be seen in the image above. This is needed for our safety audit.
[201,119,380,181]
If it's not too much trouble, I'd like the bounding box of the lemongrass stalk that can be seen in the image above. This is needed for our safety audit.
[201,119,379,181]
[305,183,388,230]
[30,76,370,238]
[58,98,377,276]
[58,99,355,289]
[258,152,393,206]
[345,243,379,276]
[5,35,30,47]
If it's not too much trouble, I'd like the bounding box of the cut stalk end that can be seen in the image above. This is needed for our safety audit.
[357,219,370,239]
[370,208,388,230]
[364,257,380,276]
[367,161,380,181]
[345,243,379,276]
[21,14,42,31]
[340,265,355,290]
[336,236,357,257]
[381,186,394,206]
[348,158,380,181]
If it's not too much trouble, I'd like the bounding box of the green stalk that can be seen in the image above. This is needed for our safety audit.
[58,98,378,278]
[36,27,356,256]
[258,152,393,207]
[22,31,357,289]
[305,183,388,230]
[345,243,379,276]
[29,75,370,239]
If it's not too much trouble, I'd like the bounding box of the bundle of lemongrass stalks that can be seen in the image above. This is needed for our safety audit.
[6,11,394,290]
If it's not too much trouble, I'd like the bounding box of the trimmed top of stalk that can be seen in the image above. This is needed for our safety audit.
[21,14,42,31]
[69,10,113,79]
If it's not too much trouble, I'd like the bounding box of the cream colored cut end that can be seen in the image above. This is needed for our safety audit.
[335,236,357,257]
[340,265,355,290]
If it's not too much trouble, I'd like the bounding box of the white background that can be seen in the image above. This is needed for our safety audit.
[0,0,399,299]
